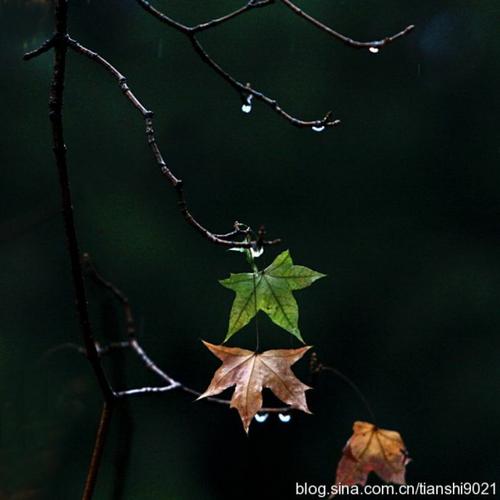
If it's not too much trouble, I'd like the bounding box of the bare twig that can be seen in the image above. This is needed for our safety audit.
[135,0,340,129]
[310,352,377,422]
[191,0,275,34]
[135,0,275,34]
[82,402,114,500]
[100,300,135,500]
[281,0,414,50]
[188,36,340,129]
[96,341,132,356]
[64,37,280,248]
[24,33,280,249]
[134,0,413,127]
[213,221,250,240]
[115,383,289,412]
[22,34,56,60]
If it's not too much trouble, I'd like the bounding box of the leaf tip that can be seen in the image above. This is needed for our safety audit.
[294,330,306,344]
[223,330,234,343]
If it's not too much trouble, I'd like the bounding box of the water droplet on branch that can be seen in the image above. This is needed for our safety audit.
[241,94,253,114]
[278,413,292,423]
[312,125,325,133]
[255,413,269,423]
[250,244,264,259]
[369,47,380,54]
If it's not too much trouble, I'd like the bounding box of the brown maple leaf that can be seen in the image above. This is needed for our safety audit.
[335,421,410,487]
[197,341,312,432]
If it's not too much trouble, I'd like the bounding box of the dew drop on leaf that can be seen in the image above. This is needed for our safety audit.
[278,413,292,423]
[312,125,325,133]
[255,413,269,423]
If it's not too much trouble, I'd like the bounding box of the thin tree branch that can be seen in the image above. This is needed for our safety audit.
[310,352,377,422]
[23,34,56,60]
[134,0,413,127]
[188,36,340,129]
[213,221,250,240]
[129,338,180,387]
[64,37,280,248]
[134,0,275,35]
[100,300,134,500]
[82,402,114,500]
[191,0,275,34]
[97,341,132,356]
[281,0,414,50]
[47,0,114,403]
[115,384,289,412]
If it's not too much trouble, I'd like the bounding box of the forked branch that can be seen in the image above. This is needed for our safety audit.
[64,36,279,248]
[135,0,414,126]
[135,0,340,129]
[44,0,115,404]
[135,0,275,35]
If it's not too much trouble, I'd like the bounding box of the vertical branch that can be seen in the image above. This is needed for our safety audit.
[50,0,114,402]
[49,1,115,498]
[82,402,114,500]
[49,0,114,401]
[101,301,134,500]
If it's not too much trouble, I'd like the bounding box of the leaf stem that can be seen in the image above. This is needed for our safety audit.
[312,354,377,423]
[252,271,260,352]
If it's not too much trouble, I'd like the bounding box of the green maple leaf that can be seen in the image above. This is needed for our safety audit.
[219,250,326,342]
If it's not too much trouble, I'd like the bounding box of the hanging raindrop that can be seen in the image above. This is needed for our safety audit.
[369,47,380,54]
[278,413,292,423]
[312,125,325,133]
[255,413,269,423]
[250,244,264,259]
[241,94,253,114]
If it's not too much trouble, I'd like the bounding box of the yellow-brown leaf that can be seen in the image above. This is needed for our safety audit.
[336,421,410,486]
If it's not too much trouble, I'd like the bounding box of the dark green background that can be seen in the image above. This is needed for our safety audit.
[1,1,499,498]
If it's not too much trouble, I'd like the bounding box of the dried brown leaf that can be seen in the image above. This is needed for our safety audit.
[336,421,410,486]
[198,341,312,432]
